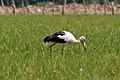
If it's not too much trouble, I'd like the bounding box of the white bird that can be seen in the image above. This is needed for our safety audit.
[44,31,86,54]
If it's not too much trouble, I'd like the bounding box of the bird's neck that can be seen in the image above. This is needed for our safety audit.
[72,39,80,44]
[76,39,81,43]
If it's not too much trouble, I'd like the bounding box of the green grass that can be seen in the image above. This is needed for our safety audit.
[0,15,120,80]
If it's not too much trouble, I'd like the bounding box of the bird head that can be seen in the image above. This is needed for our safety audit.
[79,36,86,51]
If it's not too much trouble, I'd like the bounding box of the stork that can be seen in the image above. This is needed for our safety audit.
[44,31,86,54]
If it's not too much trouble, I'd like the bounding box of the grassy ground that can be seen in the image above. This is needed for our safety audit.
[0,15,120,80]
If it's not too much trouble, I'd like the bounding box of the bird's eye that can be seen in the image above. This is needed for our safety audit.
[83,39,86,42]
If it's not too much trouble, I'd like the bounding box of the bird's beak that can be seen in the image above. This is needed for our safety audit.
[82,41,86,51]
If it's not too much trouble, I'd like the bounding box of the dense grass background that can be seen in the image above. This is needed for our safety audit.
[0,15,120,80]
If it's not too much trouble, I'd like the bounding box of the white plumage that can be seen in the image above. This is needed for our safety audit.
[44,31,86,54]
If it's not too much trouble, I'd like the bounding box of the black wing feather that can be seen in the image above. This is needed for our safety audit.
[44,31,66,43]
[52,31,65,36]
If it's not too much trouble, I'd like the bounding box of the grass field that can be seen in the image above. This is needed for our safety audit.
[0,15,120,80]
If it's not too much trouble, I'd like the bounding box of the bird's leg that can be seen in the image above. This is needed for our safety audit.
[61,44,65,54]
[50,43,56,52]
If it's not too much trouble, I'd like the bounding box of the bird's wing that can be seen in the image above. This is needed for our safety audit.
[52,31,65,36]
[57,35,67,43]
[44,31,67,43]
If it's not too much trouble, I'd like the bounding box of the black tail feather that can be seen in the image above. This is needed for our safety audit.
[44,36,52,43]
